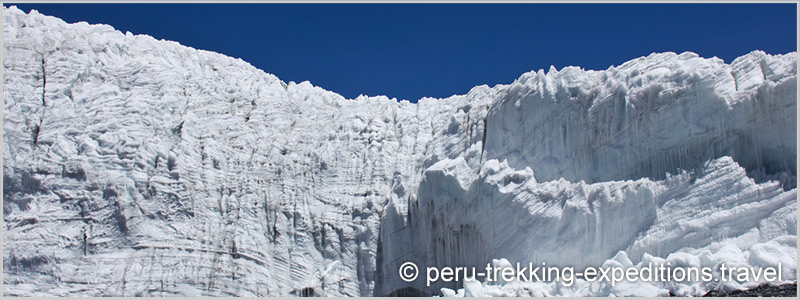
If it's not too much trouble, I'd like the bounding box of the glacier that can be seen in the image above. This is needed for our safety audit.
[2,6,797,297]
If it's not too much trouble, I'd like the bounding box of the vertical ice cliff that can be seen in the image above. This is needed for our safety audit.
[483,51,796,184]
[3,7,797,297]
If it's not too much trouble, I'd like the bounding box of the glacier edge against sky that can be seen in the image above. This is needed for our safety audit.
[2,6,797,297]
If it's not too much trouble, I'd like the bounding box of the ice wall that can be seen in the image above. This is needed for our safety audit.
[3,7,796,297]
[380,157,796,296]
[483,51,796,183]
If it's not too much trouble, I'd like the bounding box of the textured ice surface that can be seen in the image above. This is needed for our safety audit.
[2,7,797,296]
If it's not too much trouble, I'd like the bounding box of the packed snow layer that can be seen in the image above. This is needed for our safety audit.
[2,6,797,297]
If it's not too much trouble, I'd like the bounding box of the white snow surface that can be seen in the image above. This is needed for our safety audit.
[2,7,797,297]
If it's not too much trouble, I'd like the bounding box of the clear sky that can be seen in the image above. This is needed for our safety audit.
[5,3,797,102]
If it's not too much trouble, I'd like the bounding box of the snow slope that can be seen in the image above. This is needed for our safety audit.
[2,7,797,297]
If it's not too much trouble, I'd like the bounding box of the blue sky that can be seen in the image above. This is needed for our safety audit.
[6,3,797,102]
